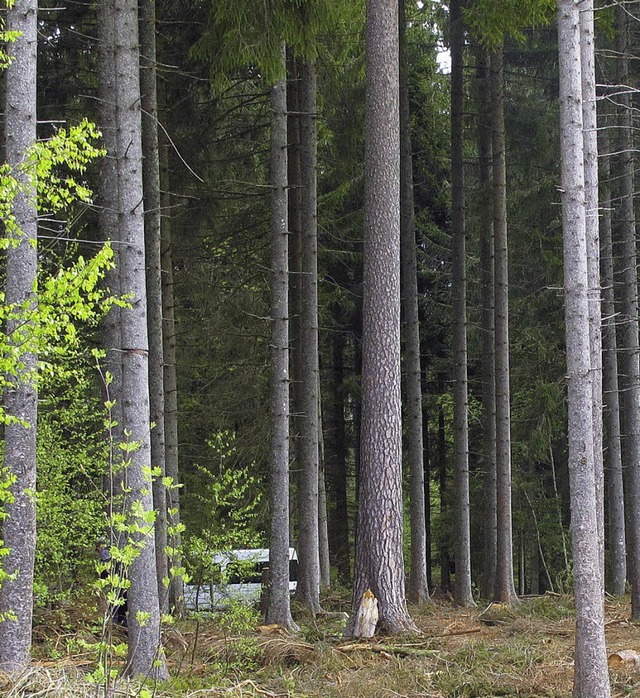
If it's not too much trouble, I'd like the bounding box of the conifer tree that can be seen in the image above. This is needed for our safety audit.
[0,0,38,673]
[347,0,418,635]
[557,0,610,693]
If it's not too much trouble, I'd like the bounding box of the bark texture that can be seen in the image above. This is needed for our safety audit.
[400,0,429,606]
[580,0,604,589]
[159,78,185,615]
[140,0,169,615]
[450,0,474,608]
[295,60,322,613]
[266,52,297,630]
[0,0,38,673]
[491,48,518,606]
[476,47,497,600]
[557,2,611,695]
[347,0,417,636]
[599,127,626,595]
[114,0,168,677]
[614,4,640,620]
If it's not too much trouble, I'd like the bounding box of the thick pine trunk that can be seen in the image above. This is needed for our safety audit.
[557,2,611,695]
[347,0,417,636]
[491,48,518,606]
[0,0,38,673]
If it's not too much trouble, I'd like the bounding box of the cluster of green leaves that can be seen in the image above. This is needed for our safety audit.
[0,5,20,70]
[0,119,113,423]
[0,244,116,416]
[1,119,104,241]
[183,431,263,586]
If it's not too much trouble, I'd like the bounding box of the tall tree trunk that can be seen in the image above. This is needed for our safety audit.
[450,0,474,608]
[438,396,451,593]
[347,0,417,636]
[158,76,185,616]
[557,2,611,695]
[318,410,331,589]
[476,46,497,601]
[421,368,433,591]
[266,47,298,631]
[114,0,168,677]
[491,48,519,606]
[140,0,169,615]
[295,60,322,613]
[580,0,604,589]
[615,3,640,619]
[400,0,429,606]
[98,0,124,521]
[326,329,351,583]
[600,126,626,595]
[0,0,38,673]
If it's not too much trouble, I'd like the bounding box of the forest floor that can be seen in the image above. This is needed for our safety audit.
[3,592,640,697]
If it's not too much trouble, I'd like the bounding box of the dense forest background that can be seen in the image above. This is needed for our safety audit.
[11,0,610,600]
[0,0,638,690]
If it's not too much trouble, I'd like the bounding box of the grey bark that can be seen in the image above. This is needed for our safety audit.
[491,48,519,606]
[114,0,167,677]
[318,412,331,589]
[0,0,38,674]
[438,398,451,592]
[450,0,474,608]
[158,77,185,616]
[599,127,626,595]
[476,47,497,600]
[346,0,418,636]
[295,60,322,613]
[580,0,604,590]
[557,2,611,695]
[400,0,429,606]
[98,0,124,511]
[614,4,640,618]
[326,329,350,583]
[140,0,169,615]
[266,49,297,631]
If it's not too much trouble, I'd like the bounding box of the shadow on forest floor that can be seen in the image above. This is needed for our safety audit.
[2,592,639,697]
